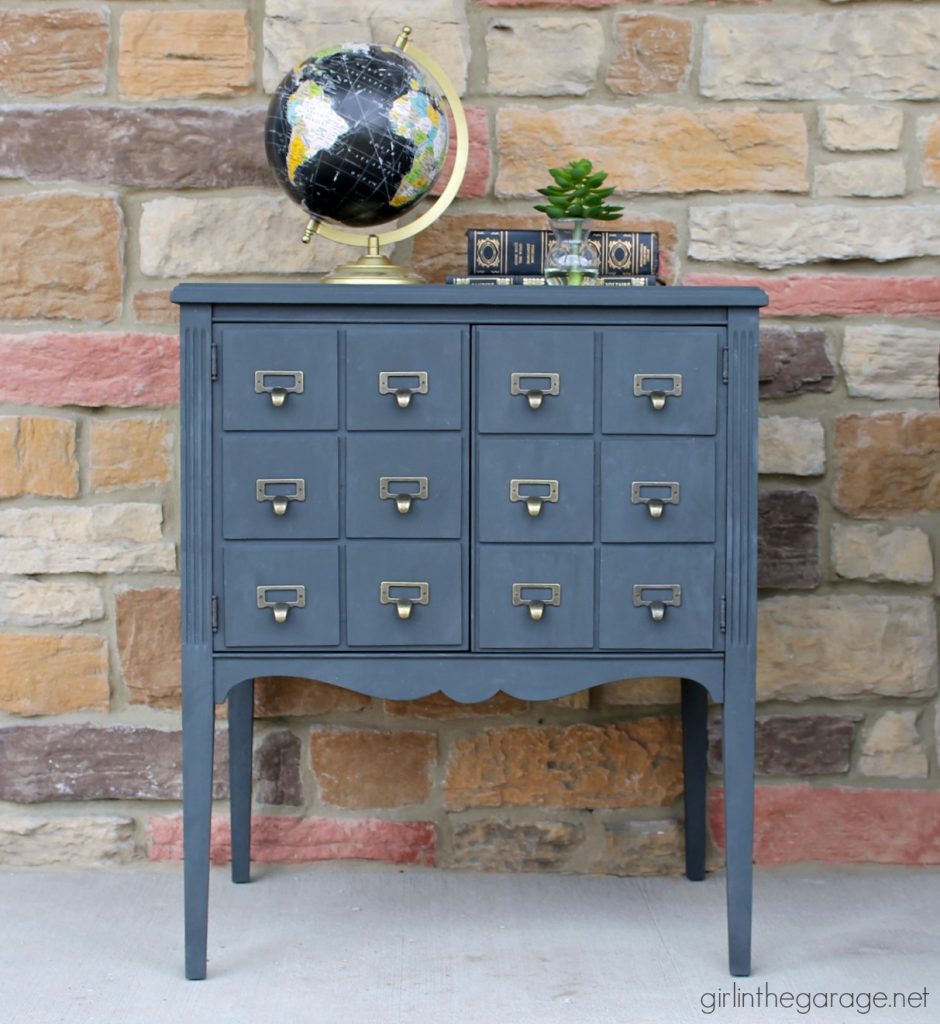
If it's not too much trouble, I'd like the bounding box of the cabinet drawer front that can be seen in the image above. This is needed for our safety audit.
[476,438,594,542]
[222,435,339,540]
[600,439,717,543]
[346,541,465,648]
[599,545,715,650]
[220,326,338,431]
[346,435,464,539]
[476,327,595,434]
[476,545,594,649]
[221,544,340,648]
[602,328,720,435]
[346,325,463,431]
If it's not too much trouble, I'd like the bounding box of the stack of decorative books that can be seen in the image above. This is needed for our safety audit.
[446,228,661,286]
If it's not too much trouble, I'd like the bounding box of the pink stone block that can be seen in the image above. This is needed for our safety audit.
[710,786,940,866]
[148,814,436,866]
[431,106,490,200]
[685,273,940,318]
[0,332,179,407]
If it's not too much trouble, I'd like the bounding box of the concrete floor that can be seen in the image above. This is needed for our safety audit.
[0,865,937,1024]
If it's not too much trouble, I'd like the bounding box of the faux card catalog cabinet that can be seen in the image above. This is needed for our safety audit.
[174,284,766,981]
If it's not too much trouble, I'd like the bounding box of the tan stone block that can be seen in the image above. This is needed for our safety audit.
[255,678,369,717]
[485,16,603,96]
[702,11,940,101]
[833,413,940,518]
[0,815,135,867]
[90,418,172,491]
[496,106,807,196]
[859,711,928,779]
[0,581,104,628]
[263,0,470,95]
[116,587,181,709]
[0,417,78,498]
[832,525,934,585]
[0,503,162,542]
[607,14,692,96]
[922,115,940,188]
[0,193,122,322]
[133,290,179,327]
[841,325,940,401]
[814,158,905,198]
[310,728,436,809]
[592,818,683,876]
[384,691,527,719]
[119,10,253,99]
[0,9,108,97]
[448,819,584,872]
[820,105,903,152]
[689,203,940,269]
[757,595,937,701]
[759,417,825,476]
[444,719,683,810]
[595,678,680,706]
[0,633,109,715]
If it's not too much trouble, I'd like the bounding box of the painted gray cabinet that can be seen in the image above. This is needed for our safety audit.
[174,283,765,981]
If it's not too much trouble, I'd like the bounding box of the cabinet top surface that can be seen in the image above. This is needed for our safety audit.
[171,283,767,309]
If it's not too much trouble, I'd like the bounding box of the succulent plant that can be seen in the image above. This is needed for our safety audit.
[533,158,624,221]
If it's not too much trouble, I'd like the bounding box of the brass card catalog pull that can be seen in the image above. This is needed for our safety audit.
[380,580,429,620]
[633,583,682,622]
[510,371,560,411]
[510,478,559,518]
[257,585,306,624]
[256,478,306,517]
[255,370,304,408]
[633,373,683,412]
[378,371,428,409]
[512,582,561,622]
[379,476,428,515]
[631,481,680,520]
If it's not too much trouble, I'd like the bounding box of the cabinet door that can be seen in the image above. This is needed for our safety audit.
[346,541,465,648]
[598,545,715,650]
[600,438,717,543]
[346,325,464,431]
[476,545,594,649]
[222,434,339,539]
[476,327,595,434]
[221,543,340,648]
[346,434,464,539]
[476,437,594,542]
[220,325,338,431]
[602,328,720,435]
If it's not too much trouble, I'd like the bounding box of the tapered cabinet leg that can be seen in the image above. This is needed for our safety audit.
[681,678,708,882]
[722,655,756,977]
[228,679,255,885]
[182,654,216,981]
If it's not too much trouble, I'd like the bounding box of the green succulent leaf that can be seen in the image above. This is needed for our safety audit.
[534,158,621,219]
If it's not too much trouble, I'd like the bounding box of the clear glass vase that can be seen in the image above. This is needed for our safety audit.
[545,218,600,285]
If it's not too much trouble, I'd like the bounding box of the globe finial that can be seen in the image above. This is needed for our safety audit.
[394,26,412,51]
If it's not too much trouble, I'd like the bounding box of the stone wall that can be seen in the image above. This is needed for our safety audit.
[0,0,938,871]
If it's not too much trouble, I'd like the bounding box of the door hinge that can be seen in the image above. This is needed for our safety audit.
[211,595,219,632]
[721,347,729,384]
[720,595,727,633]
[210,344,219,381]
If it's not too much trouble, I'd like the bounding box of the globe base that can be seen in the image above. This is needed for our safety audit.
[321,251,426,285]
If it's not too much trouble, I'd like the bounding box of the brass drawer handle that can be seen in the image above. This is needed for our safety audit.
[380,580,429,620]
[255,370,304,408]
[257,585,306,624]
[512,582,561,622]
[256,478,306,517]
[379,476,428,515]
[634,373,682,411]
[631,481,680,520]
[510,478,559,518]
[510,371,560,411]
[378,370,428,409]
[633,584,681,622]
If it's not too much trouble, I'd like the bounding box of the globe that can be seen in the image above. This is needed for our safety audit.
[265,42,451,229]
